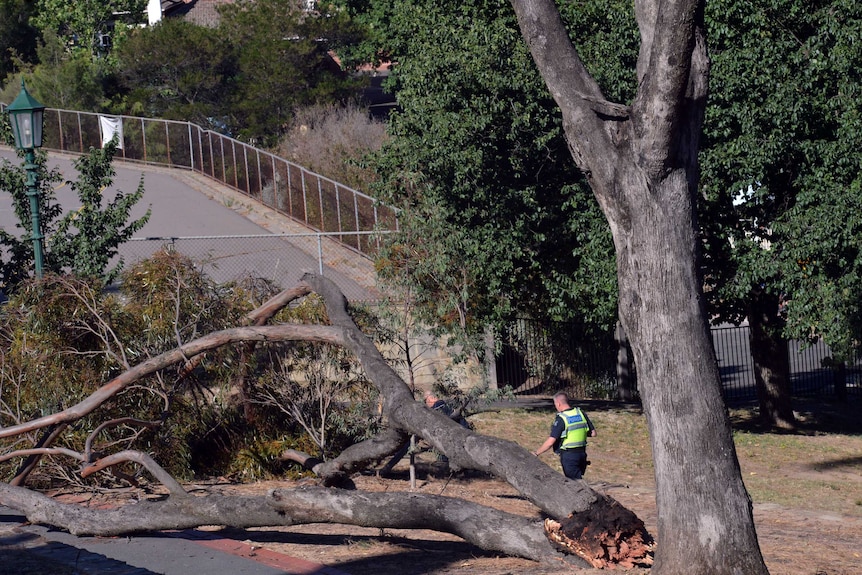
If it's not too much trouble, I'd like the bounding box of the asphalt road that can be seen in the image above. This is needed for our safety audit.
[0,504,349,575]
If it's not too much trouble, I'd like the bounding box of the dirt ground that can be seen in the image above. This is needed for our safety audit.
[5,469,861,575]
[3,400,862,575]
[211,468,862,575]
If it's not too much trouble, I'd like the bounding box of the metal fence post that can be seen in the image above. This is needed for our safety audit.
[317,233,324,275]
[141,118,147,162]
[188,122,194,171]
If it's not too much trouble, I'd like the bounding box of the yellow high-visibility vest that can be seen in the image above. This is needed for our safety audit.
[558,407,589,449]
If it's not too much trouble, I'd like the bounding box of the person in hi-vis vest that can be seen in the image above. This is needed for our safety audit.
[533,392,596,479]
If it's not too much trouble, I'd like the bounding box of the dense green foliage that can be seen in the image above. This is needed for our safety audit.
[31,0,146,56]
[357,0,624,352]
[0,0,38,81]
[48,140,151,283]
[1,0,369,147]
[216,0,366,145]
[114,18,235,128]
[113,0,367,144]
[701,0,862,361]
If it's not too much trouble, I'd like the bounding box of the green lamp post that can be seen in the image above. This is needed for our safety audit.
[6,80,46,278]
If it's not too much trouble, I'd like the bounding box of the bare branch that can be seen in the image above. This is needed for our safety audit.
[10,424,69,486]
[52,275,131,369]
[246,283,313,326]
[0,447,84,463]
[80,450,187,497]
[84,418,162,463]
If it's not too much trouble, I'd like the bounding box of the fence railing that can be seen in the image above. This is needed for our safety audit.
[119,232,383,302]
[710,324,862,401]
[12,106,398,257]
[497,319,861,401]
[495,319,617,397]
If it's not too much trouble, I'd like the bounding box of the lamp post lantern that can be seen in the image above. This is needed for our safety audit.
[6,80,46,278]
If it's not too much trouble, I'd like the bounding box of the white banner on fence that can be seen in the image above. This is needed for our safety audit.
[99,115,124,149]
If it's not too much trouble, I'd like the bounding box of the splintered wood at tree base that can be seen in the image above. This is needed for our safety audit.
[544,496,654,569]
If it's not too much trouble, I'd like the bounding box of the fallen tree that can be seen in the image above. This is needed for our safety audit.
[0,273,652,569]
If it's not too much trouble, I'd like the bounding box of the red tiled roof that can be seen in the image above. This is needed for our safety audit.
[165,0,235,28]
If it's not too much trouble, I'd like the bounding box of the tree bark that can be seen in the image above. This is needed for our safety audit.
[509,0,769,573]
[0,482,567,563]
[748,289,796,430]
[614,319,636,401]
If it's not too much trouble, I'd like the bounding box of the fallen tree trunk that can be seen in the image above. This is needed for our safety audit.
[0,482,572,564]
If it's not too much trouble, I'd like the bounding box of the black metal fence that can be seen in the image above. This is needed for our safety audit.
[496,319,862,401]
[495,319,617,397]
[711,324,861,401]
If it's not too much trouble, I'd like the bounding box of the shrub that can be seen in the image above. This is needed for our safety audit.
[0,252,383,486]
[275,102,387,190]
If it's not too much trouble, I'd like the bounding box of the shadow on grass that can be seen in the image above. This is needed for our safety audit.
[728,396,862,435]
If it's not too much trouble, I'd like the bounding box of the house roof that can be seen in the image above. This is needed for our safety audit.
[164,0,235,28]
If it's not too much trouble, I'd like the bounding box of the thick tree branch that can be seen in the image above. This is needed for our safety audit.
[300,274,611,519]
[246,283,313,326]
[509,0,631,225]
[80,450,188,497]
[0,324,343,439]
[178,283,310,383]
[268,487,569,564]
[631,0,704,178]
[282,427,408,482]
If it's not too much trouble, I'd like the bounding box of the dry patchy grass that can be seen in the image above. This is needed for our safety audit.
[472,399,862,518]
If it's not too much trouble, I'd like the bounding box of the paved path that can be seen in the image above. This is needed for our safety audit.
[0,146,380,301]
[1,504,349,575]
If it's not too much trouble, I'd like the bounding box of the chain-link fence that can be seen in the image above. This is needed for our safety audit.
[14,106,399,257]
[118,232,383,302]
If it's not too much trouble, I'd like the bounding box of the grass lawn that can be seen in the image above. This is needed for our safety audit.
[470,397,862,518]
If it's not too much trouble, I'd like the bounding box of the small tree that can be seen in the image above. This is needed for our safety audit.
[48,139,150,284]
[0,142,63,289]
[0,137,150,287]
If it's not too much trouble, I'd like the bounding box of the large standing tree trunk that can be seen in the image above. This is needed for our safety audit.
[614,319,636,401]
[509,1,769,573]
[748,288,796,430]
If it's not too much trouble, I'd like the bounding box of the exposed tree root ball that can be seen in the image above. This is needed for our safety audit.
[544,494,654,569]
